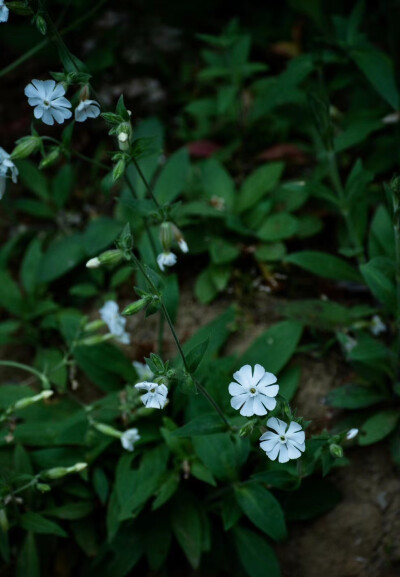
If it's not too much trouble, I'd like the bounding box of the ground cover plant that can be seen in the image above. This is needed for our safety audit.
[1,1,400,576]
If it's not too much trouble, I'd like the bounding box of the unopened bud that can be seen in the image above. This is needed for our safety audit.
[239,419,257,437]
[11,136,41,160]
[86,249,124,269]
[42,462,88,480]
[113,158,126,182]
[346,428,358,440]
[84,319,106,332]
[35,14,47,35]
[77,333,114,346]
[14,390,53,411]
[39,147,61,169]
[92,422,122,439]
[122,297,151,316]
[172,224,189,253]
[329,444,343,459]
[79,85,90,102]
[36,483,51,493]
[86,257,101,269]
[160,222,173,252]
[117,122,132,151]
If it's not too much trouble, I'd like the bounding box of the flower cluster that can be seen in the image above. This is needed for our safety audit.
[229,363,306,462]
[25,79,100,126]
[99,300,130,345]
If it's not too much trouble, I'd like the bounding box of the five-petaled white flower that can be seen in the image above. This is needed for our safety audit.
[135,381,168,409]
[229,364,279,417]
[260,418,305,463]
[75,99,101,122]
[370,315,386,336]
[0,0,9,22]
[0,147,18,199]
[157,251,177,272]
[25,79,72,126]
[133,361,154,381]
[99,300,130,344]
[120,428,140,452]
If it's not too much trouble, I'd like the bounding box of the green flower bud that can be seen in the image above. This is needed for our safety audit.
[35,14,47,35]
[160,222,173,252]
[86,249,124,269]
[113,158,126,182]
[239,419,257,437]
[11,136,41,160]
[84,319,107,333]
[77,333,114,346]
[117,122,132,151]
[36,483,51,493]
[39,147,61,169]
[122,297,151,316]
[13,390,53,411]
[329,443,343,459]
[42,462,88,480]
[92,422,122,439]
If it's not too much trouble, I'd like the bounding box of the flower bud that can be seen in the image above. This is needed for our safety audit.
[113,158,126,182]
[11,136,41,160]
[13,390,53,411]
[172,224,189,253]
[39,147,61,169]
[77,333,114,346]
[92,422,122,439]
[239,419,257,437]
[42,462,88,480]
[117,122,132,151]
[346,428,358,440]
[35,14,47,35]
[160,222,173,252]
[79,85,90,102]
[36,483,51,493]
[84,319,107,332]
[86,249,124,269]
[329,443,343,459]
[122,297,151,316]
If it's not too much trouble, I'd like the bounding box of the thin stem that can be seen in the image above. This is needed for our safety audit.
[0,361,49,388]
[0,0,109,78]
[132,158,161,210]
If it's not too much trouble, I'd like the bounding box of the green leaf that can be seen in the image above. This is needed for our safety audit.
[193,433,249,482]
[0,270,25,316]
[83,218,122,256]
[171,492,203,569]
[16,160,49,200]
[351,42,399,110]
[186,338,210,373]
[210,238,240,264]
[326,384,388,409]
[172,413,225,437]
[152,472,180,510]
[44,502,94,520]
[285,251,362,283]
[34,348,67,390]
[236,162,284,213]
[360,258,397,313]
[368,205,395,260]
[20,237,43,294]
[153,147,189,203]
[239,321,303,375]
[235,484,287,542]
[38,234,86,283]
[20,512,67,537]
[16,533,40,577]
[359,410,400,445]
[282,478,341,520]
[257,213,298,242]
[255,242,286,262]
[201,158,235,210]
[234,527,281,577]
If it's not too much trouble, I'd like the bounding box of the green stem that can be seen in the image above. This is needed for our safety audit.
[0,361,49,388]
[0,0,109,78]
[132,158,161,210]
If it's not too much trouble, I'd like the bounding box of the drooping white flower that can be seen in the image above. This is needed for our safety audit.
[260,418,305,463]
[157,251,177,272]
[346,428,359,440]
[0,147,18,199]
[99,300,130,344]
[25,79,72,126]
[133,361,154,381]
[178,238,189,253]
[370,315,386,336]
[75,99,101,122]
[135,381,168,409]
[120,428,140,451]
[0,0,9,23]
[229,364,279,417]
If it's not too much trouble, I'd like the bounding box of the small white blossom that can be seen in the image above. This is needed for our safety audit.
[133,361,154,381]
[135,381,168,409]
[229,364,279,417]
[86,257,101,268]
[75,99,101,122]
[120,428,140,451]
[343,335,357,354]
[370,315,386,336]
[25,79,72,126]
[0,147,18,199]
[99,300,130,344]
[382,111,400,124]
[157,251,177,271]
[0,0,9,22]
[346,428,359,440]
[260,418,305,463]
[178,238,189,253]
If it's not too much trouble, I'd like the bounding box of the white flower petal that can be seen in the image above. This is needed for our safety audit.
[278,445,289,463]
[53,96,72,109]
[259,431,278,442]
[228,381,245,396]
[253,396,268,416]
[233,365,253,388]
[41,110,55,125]
[240,396,255,417]
[260,437,280,452]
[230,393,248,411]
[287,443,302,460]
[253,364,265,384]
[258,383,279,398]
[52,83,66,99]
[33,105,44,119]
[288,430,305,444]
[258,372,277,387]
[266,442,280,461]
[286,421,303,436]
[258,395,277,412]
[266,417,287,435]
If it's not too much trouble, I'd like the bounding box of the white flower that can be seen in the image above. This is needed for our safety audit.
[133,361,154,381]
[346,428,359,440]
[75,99,101,122]
[157,251,177,272]
[260,418,305,463]
[370,315,386,336]
[135,381,168,409]
[0,0,9,22]
[178,238,189,253]
[229,364,279,417]
[343,335,357,354]
[86,257,101,268]
[120,428,140,451]
[0,147,18,199]
[99,300,130,344]
[382,111,400,124]
[25,79,72,126]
